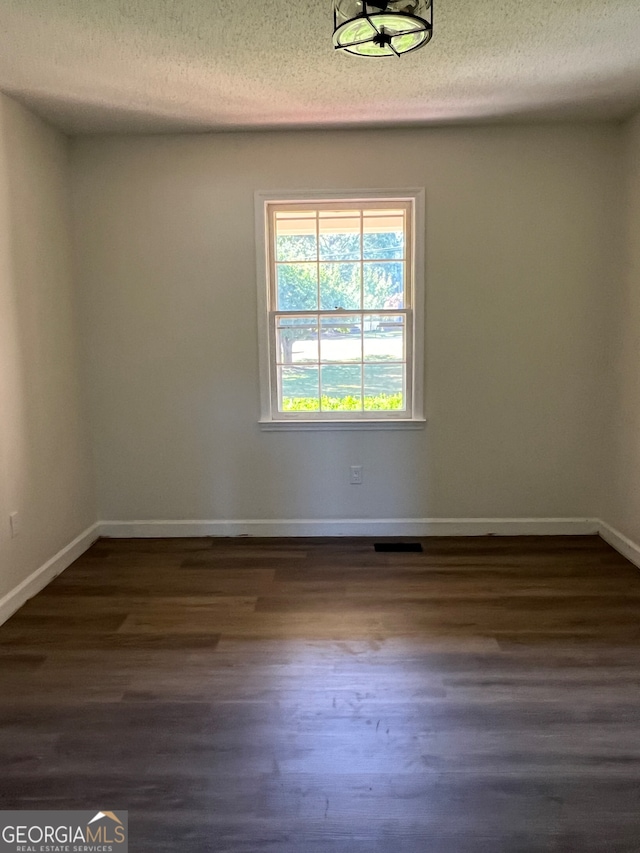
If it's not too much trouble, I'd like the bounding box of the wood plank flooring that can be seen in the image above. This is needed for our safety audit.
[1,535,640,851]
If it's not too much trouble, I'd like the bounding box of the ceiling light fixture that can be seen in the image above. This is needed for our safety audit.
[333,0,433,57]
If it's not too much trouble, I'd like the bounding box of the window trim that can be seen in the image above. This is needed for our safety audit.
[255,189,426,430]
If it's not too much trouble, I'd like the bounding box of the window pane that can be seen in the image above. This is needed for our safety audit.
[276,317,318,364]
[276,263,318,311]
[363,262,404,309]
[363,213,405,260]
[320,364,362,411]
[319,212,361,261]
[364,364,405,411]
[320,315,362,363]
[279,365,320,412]
[319,262,361,310]
[275,210,316,220]
[276,233,317,262]
[363,314,405,361]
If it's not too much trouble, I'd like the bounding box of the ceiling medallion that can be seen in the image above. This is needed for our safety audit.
[333,0,433,57]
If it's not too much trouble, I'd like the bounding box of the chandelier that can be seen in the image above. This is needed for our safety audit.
[333,0,433,57]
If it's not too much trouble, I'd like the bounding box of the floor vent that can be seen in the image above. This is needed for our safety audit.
[374,542,423,553]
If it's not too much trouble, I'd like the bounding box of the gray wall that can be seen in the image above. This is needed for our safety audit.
[602,113,640,544]
[0,94,95,600]
[71,125,619,523]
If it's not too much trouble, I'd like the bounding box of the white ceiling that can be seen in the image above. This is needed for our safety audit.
[0,0,639,134]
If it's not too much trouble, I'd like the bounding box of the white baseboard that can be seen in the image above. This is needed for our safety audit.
[0,523,100,627]
[598,520,640,570]
[52,521,639,573]
[2,517,622,630]
[99,517,599,539]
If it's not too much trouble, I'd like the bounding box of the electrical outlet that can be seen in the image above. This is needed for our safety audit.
[9,512,19,538]
[350,465,363,485]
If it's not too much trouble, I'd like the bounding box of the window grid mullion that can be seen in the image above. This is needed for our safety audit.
[317,310,324,411]
[359,208,364,311]
[360,327,365,411]
[315,211,320,312]
[268,208,279,417]
[359,210,365,410]
[273,309,411,316]
[315,212,322,410]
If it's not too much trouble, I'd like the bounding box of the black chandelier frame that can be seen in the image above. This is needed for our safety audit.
[332,0,433,58]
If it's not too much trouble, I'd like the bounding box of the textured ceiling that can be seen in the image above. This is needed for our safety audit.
[0,0,640,134]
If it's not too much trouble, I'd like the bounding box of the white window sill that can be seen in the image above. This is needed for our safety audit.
[259,418,426,431]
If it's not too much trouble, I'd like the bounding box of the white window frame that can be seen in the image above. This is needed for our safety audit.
[255,189,425,430]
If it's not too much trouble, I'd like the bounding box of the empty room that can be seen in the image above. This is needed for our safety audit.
[2,1,640,850]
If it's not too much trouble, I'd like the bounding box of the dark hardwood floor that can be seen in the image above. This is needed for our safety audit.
[1,535,640,851]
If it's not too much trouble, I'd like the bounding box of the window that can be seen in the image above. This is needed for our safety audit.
[256,190,425,429]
